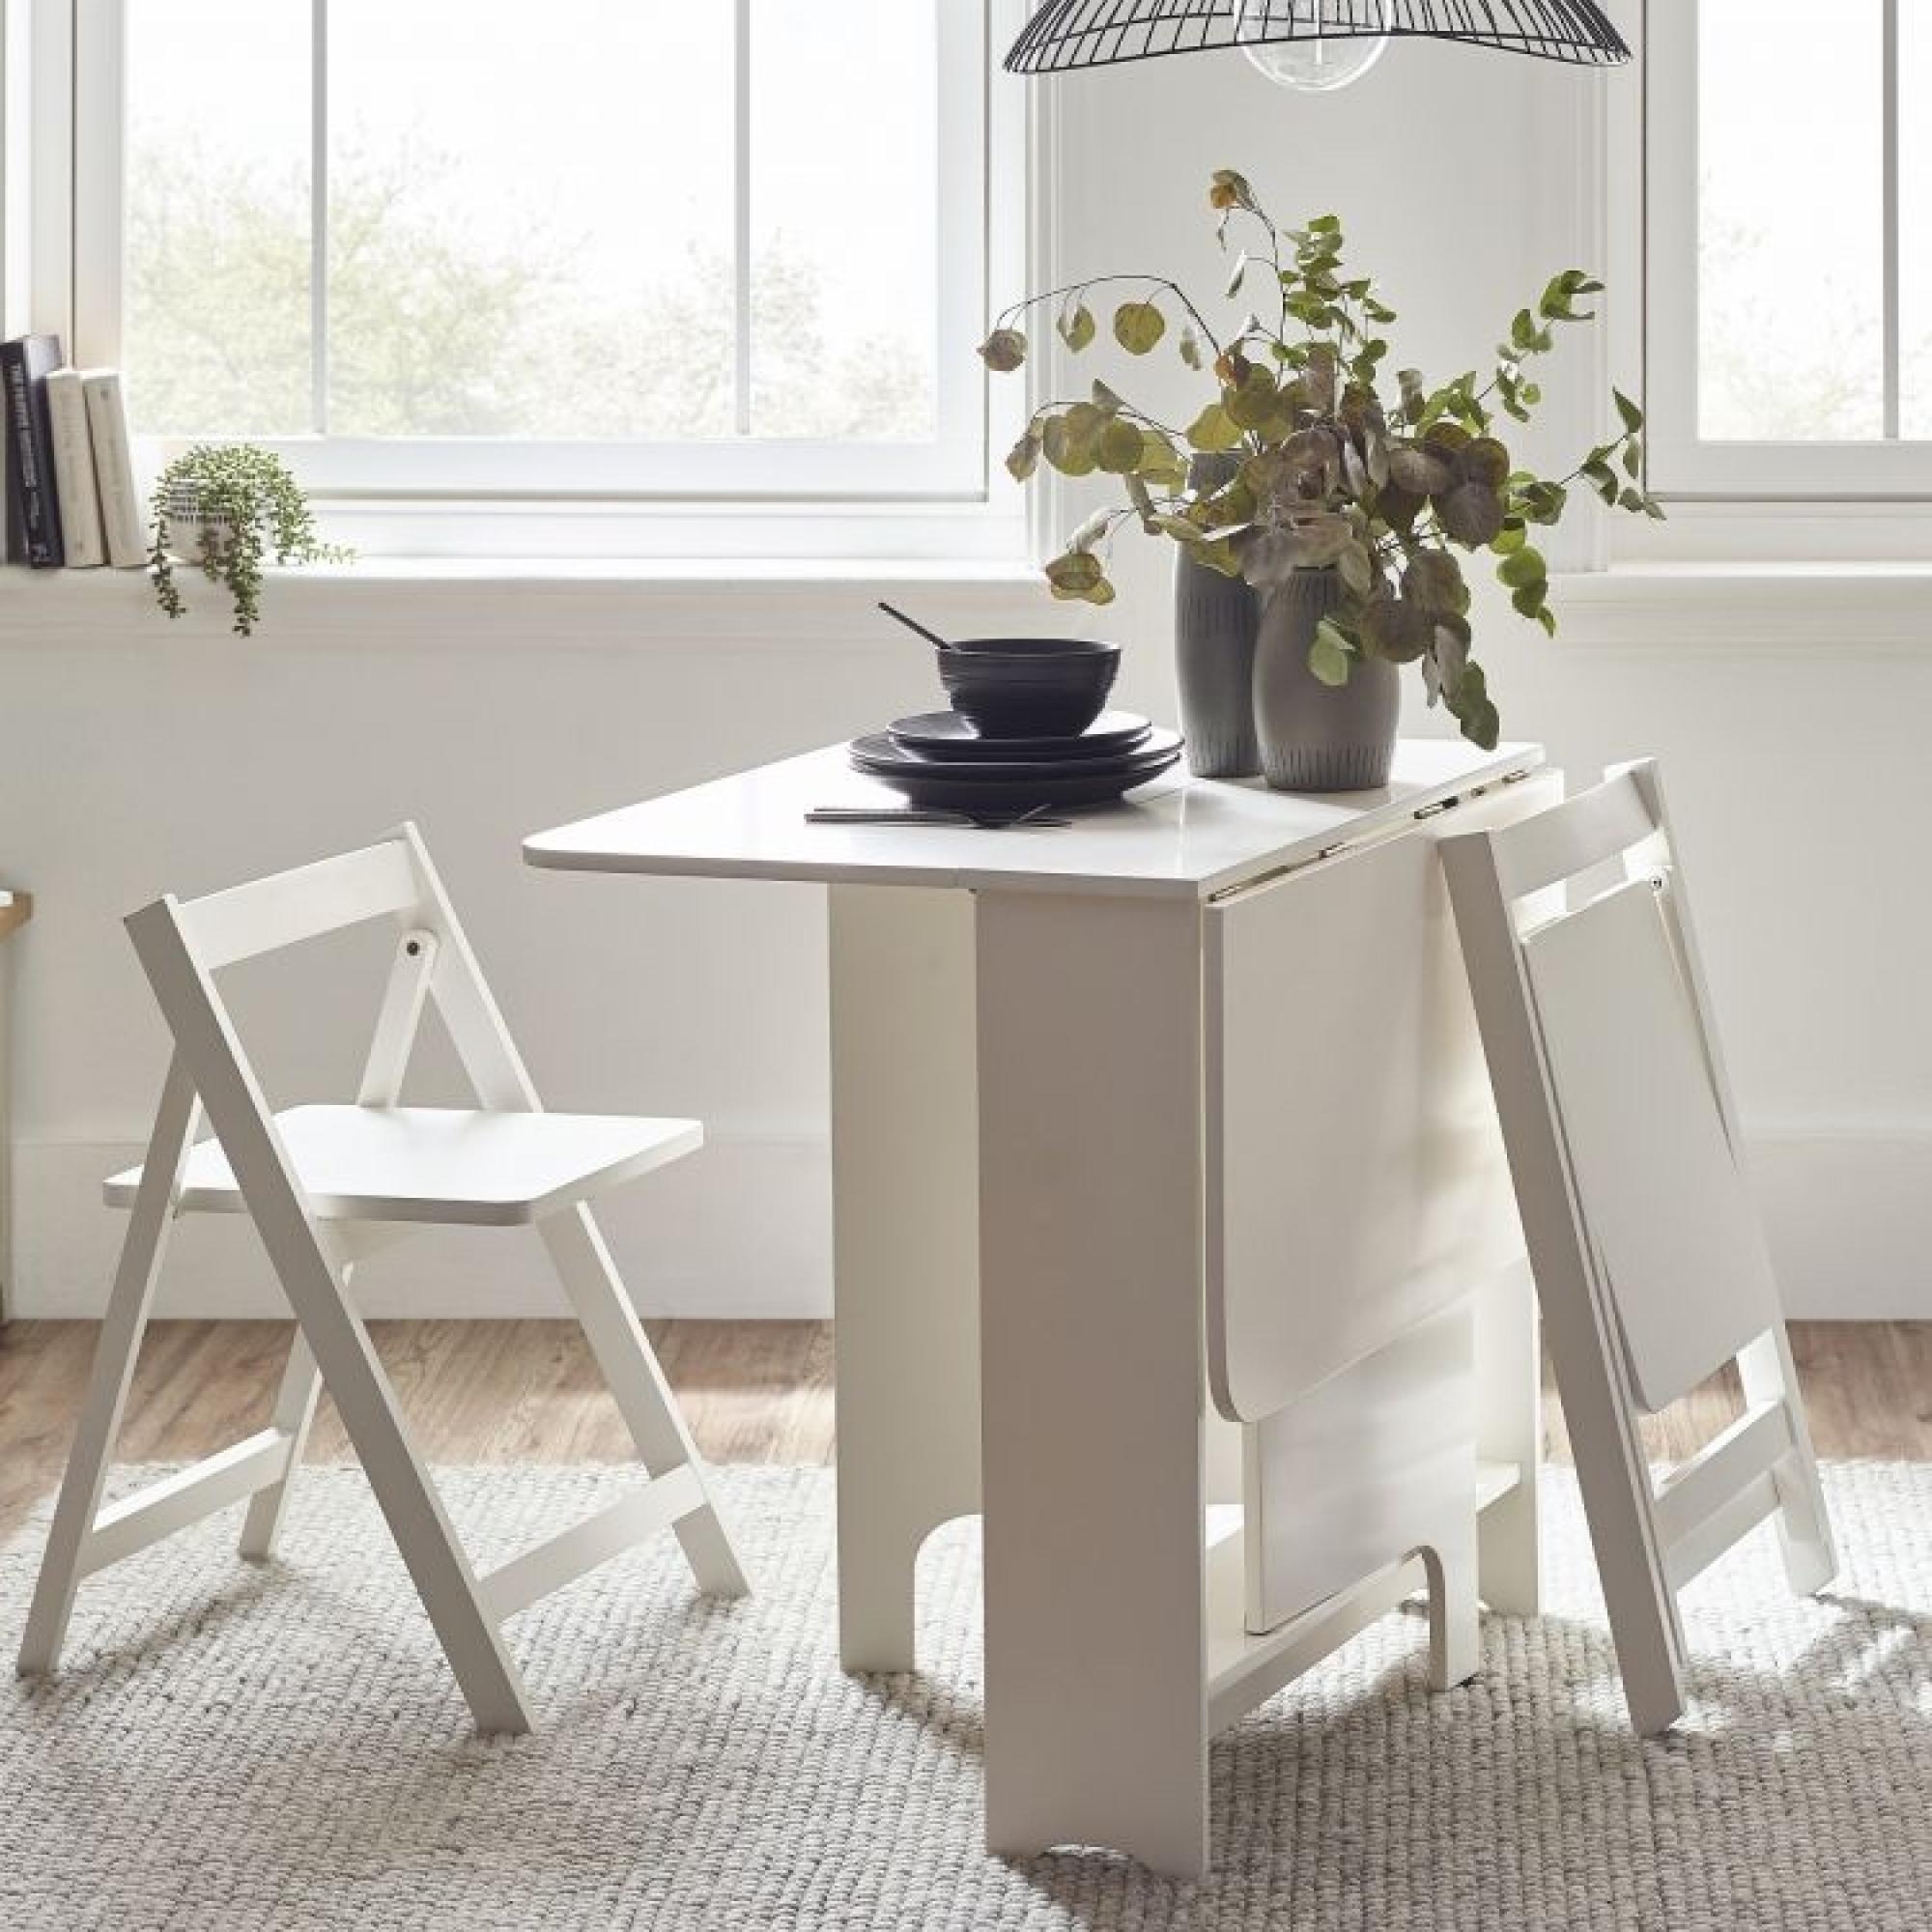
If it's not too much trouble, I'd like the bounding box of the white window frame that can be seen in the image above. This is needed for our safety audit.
[24,0,1034,558]
[1643,0,1932,501]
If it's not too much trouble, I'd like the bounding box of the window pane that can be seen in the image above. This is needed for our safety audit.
[124,2,313,438]
[748,0,939,441]
[1697,0,1885,440]
[1903,5,1931,440]
[327,2,734,440]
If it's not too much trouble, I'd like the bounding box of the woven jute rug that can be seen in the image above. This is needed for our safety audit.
[4,1463,1930,1930]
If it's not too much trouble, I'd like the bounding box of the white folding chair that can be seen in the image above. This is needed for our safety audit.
[16,824,748,1732]
[1441,760,1835,1733]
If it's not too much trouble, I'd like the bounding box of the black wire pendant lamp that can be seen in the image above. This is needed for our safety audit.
[1005,1,1631,92]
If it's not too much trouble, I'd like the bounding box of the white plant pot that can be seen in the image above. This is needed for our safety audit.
[163,486,240,567]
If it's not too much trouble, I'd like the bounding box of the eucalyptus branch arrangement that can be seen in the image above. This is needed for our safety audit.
[150,443,351,637]
[979,170,1662,749]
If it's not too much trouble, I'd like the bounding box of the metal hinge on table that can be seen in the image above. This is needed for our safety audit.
[1207,766,1540,905]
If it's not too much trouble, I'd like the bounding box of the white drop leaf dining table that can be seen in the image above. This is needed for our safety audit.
[526,737,1556,1877]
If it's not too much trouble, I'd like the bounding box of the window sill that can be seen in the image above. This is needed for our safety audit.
[0,555,1056,647]
[1548,561,1932,652]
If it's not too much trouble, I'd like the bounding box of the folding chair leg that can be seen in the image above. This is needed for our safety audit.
[282,1271,535,1732]
[1740,1328,1838,1597]
[17,1059,198,1678]
[539,1204,750,1599]
[238,1326,323,1562]
[1550,1322,1691,1734]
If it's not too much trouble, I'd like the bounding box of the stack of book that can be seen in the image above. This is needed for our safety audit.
[2,333,144,570]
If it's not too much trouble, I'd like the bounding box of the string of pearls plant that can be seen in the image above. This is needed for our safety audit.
[149,443,351,638]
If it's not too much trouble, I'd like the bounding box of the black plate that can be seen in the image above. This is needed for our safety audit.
[850,726,1179,784]
[887,709,1152,761]
[850,736,1183,812]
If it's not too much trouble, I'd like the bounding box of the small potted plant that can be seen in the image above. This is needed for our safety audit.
[979,169,1663,789]
[149,443,350,638]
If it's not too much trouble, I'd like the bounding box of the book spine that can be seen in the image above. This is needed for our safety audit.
[82,371,145,570]
[2,410,21,565]
[1,342,64,567]
[45,370,104,568]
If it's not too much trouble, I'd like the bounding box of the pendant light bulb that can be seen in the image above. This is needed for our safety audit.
[1235,0,1390,92]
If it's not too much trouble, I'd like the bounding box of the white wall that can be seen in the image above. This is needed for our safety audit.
[4,38,1929,1320]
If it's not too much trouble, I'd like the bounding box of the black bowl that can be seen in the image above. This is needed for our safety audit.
[937,638,1122,738]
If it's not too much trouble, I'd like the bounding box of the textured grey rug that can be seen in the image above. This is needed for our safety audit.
[4,1463,1931,1931]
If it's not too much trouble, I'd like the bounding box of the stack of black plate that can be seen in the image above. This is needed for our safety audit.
[849,711,1183,814]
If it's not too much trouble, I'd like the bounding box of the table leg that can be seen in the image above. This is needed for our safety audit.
[976,890,1210,1877]
[829,885,982,1673]
[1475,1259,1543,1616]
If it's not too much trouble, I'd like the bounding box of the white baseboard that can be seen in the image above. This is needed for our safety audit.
[10,1133,833,1320]
[10,1123,1928,1321]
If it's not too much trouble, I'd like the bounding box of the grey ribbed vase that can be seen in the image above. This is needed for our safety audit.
[1253,567,1401,792]
[1172,456,1261,778]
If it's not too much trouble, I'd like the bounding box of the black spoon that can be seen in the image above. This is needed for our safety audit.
[876,601,955,652]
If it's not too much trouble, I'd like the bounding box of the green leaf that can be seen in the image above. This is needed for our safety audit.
[1044,549,1114,605]
[1613,387,1644,434]
[1179,324,1205,371]
[1223,365,1281,430]
[1308,618,1353,688]
[1362,594,1433,664]
[1580,457,1619,504]
[1404,548,1468,615]
[1460,438,1512,489]
[1185,403,1245,453]
[1496,546,1547,589]
[1095,417,1147,473]
[1337,539,1375,600]
[1041,414,1097,476]
[977,327,1027,373]
[1137,428,1187,489]
[1113,300,1167,355]
[1388,443,1455,497]
[1056,301,1096,353]
[1443,659,1500,751]
[1436,481,1506,548]
[1225,251,1249,300]
[1004,429,1041,483]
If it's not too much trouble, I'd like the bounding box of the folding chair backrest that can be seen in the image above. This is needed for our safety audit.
[161,823,540,1117]
[1451,760,1769,1413]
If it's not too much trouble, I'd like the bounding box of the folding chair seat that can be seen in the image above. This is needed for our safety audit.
[17,824,749,1733]
[105,1104,703,1226]
[1441,759,1836,1733]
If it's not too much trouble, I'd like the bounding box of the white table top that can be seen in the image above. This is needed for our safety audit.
[524,737,1544,902]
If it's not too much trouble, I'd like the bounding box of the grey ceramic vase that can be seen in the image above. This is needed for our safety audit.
[1253,567,1401,792]
[1172,456,1261,779]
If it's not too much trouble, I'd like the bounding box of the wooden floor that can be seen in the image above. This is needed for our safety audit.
[3,1318,1929,1548]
